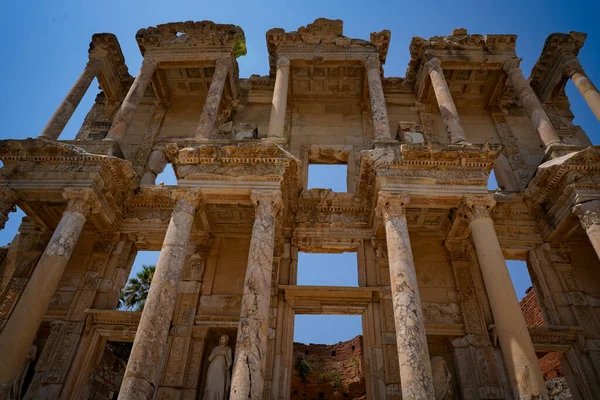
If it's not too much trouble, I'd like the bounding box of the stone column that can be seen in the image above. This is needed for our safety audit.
[230,191,281,400]
[424,57,467,143]
[503,58,561,148]
[118,189,200,400]
[377,192,434,400]
[365,56,392,142]
[195,57,230,139]
[572,200,600,261]
[461,195,547,399]
[564,60,600,122]
[39,59,102,140]
[267,56,290,139]
[0,188,19,230]
[0,189,99,390]
[105,57,158,144]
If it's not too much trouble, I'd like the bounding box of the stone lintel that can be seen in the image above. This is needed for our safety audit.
[279,285,378,315]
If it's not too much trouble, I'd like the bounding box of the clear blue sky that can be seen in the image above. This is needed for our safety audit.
[1,0,598,344]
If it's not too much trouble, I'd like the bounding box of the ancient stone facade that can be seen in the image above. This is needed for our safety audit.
[0,18,599,400]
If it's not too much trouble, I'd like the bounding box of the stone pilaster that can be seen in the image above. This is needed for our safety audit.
[39,59,102,140]
[460,195,547,400]
[0,189,99,392]
[563,59,600,122]
[267,56,290,139]
[105,57,158,144]
[572,200,600,261]
[118,189,201,400]
[0,188,19,230]
[503,58,561,148]
[230,190,281,400]
[377,191,434,400]
[365,57,392,142]
[195,57,230,138]
[425,57,467,143]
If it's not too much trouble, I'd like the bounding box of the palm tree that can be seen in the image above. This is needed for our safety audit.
[119,265,155,311]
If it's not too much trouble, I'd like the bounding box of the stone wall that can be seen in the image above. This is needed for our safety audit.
[291,335,365,400]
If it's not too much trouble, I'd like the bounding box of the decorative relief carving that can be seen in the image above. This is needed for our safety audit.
[63,189,102,216]
[458,195,495,222]
[377,192,410,221]
[572,200,600,230]
[422,302,462,324]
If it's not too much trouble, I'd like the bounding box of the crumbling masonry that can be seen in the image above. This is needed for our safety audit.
[0,18,600,400]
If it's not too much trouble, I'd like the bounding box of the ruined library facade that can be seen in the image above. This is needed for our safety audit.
[1,17,600,400]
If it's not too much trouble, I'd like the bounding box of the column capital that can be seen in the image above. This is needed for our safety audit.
[459,195,496,223]
[502,57,523,74]
[572,200,600,230]
[562,58,584,78]
[63,189,101,216]
[171,188,203,214]
[424,57,442,73]
[377,191,410,220]
[251,190,282,214]
[86,58,103,74]
[141,56,159,70]
[276,56,290,69]
[365,56,381,71]
[0,188,20,204]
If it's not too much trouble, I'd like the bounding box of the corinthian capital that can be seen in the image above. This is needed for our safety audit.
[276,56,290,69]
[171,188,203,215]
[377,192,410,221]
[63,188,101,216]
[365,56,381,71]
[502,57,523,74]
[251,190,282,215]
[572,200,600,230]
[424,57,442,73]
[562,58,584,78]
[459,195,496,223]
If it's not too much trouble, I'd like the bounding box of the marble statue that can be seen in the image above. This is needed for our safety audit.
[431,356,453,400]
[203,335,232,400]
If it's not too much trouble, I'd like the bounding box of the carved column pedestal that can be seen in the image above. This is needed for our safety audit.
[503,58,561,148]
[377,192,434,400]
[572,200,600,261]
[105,57,158,144]
[118,190,200,400]
[39,59,102,140]
[0,189,99,392]
[365,57,392,142]
[195,57,230,139]
[230,191,281,400]
[267,56,290,140]
[462,195,547,399]
[425,57,467,143]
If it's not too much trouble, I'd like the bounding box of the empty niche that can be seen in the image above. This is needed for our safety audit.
[297,252,358,287]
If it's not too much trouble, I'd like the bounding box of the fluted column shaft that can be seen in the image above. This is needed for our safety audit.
[105,57,158,143]
[267,57,290,139]
[572,200,600,261]
[230,191,281,400]
[564,60,600,122]
[0,188,19,230]
[365,57,392,141]
[118,190,200,400]
[425,58,467,143]
[377,192,434,400]
[195,57,230,138]
[462,195,547,399]
[504,58,561,148]
[0,189,99,387]
[39,59,102,140]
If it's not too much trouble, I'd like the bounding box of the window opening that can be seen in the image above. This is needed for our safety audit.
[118,251,160,311]
[156,163,177,186]
[307,164,348,192]
[297,252,358,287]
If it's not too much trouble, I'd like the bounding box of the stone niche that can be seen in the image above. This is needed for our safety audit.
[198,328,238,397]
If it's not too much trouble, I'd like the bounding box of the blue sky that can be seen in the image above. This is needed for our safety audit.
[1,0,598,344]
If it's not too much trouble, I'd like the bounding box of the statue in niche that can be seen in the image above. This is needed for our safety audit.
[431,356,453,400]
[203,335,232,400]
[8,344,37,400]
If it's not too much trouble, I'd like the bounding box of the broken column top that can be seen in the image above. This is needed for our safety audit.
[265,18,390,76]
[135,20,247,58]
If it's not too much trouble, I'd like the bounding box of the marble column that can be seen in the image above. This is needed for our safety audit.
[39,59,102,140]
[118,189,200,400]
[572,200,600,261]
[0,188,19,230]
[564,59,600,122]
[105,57,158,144]
[267,56,290,139]
[461,195,547,399]
[0,189,99,389]
[503,58,561,148]
[424,57,467,143]
[365,56,392,141]
[377,192,434,400]
[195,57,230,139]
[230,190,281,400]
